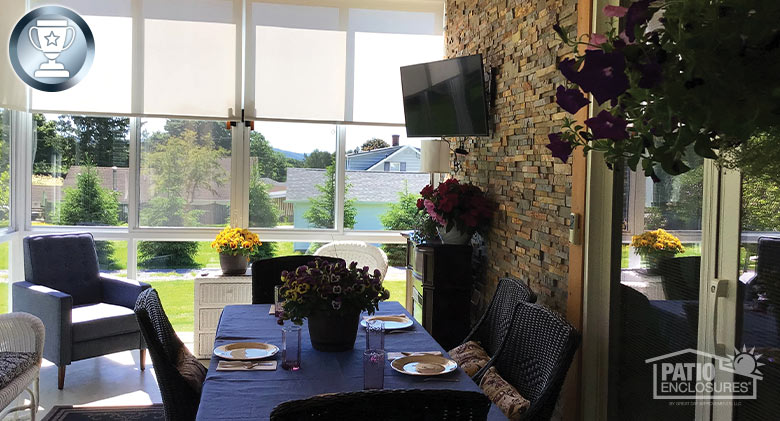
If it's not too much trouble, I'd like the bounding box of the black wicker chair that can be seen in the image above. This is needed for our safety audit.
[251,255,345,304]
[480,301,580,421]
[459,277,537,357]
[269,389,491,421]
[134,288,202,421]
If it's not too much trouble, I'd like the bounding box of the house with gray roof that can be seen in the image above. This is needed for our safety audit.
[286,167,429,250]
[345,145,421,172]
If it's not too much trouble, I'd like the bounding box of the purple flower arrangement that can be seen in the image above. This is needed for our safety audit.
[548,0,780,179]
[278,258,390,325]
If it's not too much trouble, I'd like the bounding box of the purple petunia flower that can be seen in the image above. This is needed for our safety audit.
[603,5,628,17]
[577,50,629,104]
[546,133,573,163]
[585,110,629,141]
[558,58,583,86]
[555,86,589,114]
[624,0,651,42]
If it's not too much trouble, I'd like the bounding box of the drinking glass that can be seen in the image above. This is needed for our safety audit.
[363,349,385,389]
[274,285,284,317]
[365,319,385,351]
[282,325,301,370]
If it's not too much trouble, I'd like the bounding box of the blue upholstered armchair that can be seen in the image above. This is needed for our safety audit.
[12,233,151,389]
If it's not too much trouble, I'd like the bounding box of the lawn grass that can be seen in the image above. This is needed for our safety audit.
[146,279,194,333]
[383,280,407,310]
[0,282,7,314]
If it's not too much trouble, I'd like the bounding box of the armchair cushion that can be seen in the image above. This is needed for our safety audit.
[0,352,37,390]
[479,367,530,420]
[24,233,102,306]
[72,303,139,343]
[176,349,207,395]
[448,340,491,377]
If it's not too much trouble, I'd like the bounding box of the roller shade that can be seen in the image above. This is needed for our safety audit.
[0,0,29,111]
[29,0,239,119]
[248,0,444,125]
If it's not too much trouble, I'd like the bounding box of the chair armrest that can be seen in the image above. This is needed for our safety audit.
[100,275,151,308]
[0,313,45,358]
[12,281,72,365]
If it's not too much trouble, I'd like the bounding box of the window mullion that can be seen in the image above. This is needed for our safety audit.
[127,117,140,279]
[229,123,249,228]
[335,125,346,234]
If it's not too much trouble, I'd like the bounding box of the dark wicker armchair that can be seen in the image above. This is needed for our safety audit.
[251,255,345,304]
[269,389,491,421]
[460,277,537,357]
[480,301,580,421]
[134,289,203,421]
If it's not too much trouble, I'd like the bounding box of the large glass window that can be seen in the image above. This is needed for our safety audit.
[31,114,130,227]
[0,241,8,314]
[139,118,231,227]
[249,122,337,240]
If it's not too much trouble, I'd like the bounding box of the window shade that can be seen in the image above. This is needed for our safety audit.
[248,1,444,125]
[0,0,30,111]
[29,0,238,119]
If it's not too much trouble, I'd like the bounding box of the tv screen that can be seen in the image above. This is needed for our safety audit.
[400,54,489,137]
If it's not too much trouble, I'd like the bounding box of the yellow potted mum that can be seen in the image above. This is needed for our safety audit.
[631,229,685,274]
[211,226,262,275]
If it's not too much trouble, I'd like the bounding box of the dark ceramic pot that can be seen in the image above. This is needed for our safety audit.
[307,309,360,352]
[219,253,248,275]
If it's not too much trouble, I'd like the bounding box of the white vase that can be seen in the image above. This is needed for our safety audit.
[437,226,473,245]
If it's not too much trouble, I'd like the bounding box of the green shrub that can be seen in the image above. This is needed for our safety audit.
[138,241,200,269]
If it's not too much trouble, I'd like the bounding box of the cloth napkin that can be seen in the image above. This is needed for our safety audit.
[268,305,276,315]
[386,351,442,360]
[217,360,278,371]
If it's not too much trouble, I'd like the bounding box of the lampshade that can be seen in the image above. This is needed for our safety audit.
[420,139,450,173]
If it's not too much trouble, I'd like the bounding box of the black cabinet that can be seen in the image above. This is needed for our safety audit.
[404,233,475,350]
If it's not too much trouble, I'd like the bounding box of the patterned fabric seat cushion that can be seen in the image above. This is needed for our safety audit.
[177,349,207,395]
[0,351,37,390]
[448,340,491,377]
[479,366,530,420]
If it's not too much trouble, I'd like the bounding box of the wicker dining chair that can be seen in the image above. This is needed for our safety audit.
[0,313,44,421]
[479,302,580,421]
[134,289,205,421]
[460,277,537,357]
[269,389,492,421]
[251,255,345,304]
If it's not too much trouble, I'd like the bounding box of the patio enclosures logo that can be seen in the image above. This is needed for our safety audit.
[8,6,94,92]
[646,347,764,400]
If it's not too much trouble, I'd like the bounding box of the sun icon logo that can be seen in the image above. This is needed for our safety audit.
[725,346,764,377]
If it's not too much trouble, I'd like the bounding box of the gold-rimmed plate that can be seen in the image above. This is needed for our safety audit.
[213,342,279,360]
[361,315,413,330]
[390,354,458,376]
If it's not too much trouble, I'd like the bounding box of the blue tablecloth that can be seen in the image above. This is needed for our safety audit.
[196,301,506,420]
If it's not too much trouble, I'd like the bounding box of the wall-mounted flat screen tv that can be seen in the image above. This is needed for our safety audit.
[400,54,489,137]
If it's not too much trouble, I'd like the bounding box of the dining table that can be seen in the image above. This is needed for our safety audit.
[196,301,506,420]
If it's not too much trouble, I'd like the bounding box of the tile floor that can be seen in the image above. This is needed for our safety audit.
[3,333,195,421]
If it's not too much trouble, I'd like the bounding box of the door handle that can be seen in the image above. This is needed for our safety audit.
[711,279,729,356]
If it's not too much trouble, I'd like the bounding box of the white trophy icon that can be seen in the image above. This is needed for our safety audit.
[28,19,75,78]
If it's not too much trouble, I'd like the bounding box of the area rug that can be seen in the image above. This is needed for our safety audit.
[42,404,165,420]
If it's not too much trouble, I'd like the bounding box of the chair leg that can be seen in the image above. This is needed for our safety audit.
[140,349,146,371]
[30,377,39,421]
[58,365,66,390]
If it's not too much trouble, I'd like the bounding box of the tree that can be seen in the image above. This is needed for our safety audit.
[55,115,130,168]
[249,165,281,228]
[161,119,232,151]
[303,164,356,229]
[32,114,68,174]
[303,149,334,169]
[742,175,780,232]
[379,182,422,265]
[250,132,288,182]
[361,138,389,152]
[58,164,121,269]
[139,128,227,268]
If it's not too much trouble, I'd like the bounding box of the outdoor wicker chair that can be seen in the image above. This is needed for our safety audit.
[459,277,537,357]
[479,301,580,421]
[0,313,44,421]
[314,241,389,281]
[134,288,204,421]
[251,255,344,304]
[269,389,491,421]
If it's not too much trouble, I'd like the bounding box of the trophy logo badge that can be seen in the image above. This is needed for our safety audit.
[29,19,76,78]
[9,6,95,92]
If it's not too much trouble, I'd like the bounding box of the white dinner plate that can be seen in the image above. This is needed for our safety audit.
[390,354,458,376]
[361,315,413,330]
[213,342,279,360]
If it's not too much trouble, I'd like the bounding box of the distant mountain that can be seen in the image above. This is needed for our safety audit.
[274,148,306,161]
